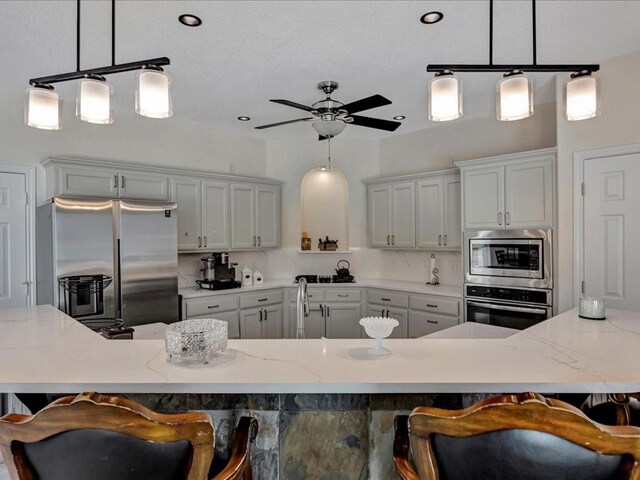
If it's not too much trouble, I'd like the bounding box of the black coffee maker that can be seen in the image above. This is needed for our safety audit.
[196,253,241,290]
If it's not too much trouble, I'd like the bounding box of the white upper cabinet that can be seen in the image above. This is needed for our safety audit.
[51,164,169,201]
[171,179,229,252]
[391,183,416,248]
[231,183,280,250]
[458,149,555,230]
[367,169,461,250]
[369,185,392,248]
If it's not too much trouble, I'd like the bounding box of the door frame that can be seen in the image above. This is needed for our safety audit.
[0,164,36,306]
[573,143,640,306]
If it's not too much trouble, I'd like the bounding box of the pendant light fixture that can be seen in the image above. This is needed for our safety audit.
[496,70,533,121]
[428,70,463,122]
[25,0,171,130]
[426,0,600,122]
[564,70,600,121]
[25,84,62,130]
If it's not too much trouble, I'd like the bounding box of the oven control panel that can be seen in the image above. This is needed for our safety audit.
[466,285,550,305]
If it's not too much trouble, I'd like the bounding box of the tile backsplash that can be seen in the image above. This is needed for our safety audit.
[178,248,462,287]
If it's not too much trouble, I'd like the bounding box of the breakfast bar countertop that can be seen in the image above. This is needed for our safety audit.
[1,305,639,395]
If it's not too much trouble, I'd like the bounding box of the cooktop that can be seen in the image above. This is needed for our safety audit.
[294,275,355,284]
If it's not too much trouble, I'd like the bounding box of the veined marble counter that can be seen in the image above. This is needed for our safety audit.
[1,305,639,394]
[179,279,462,299]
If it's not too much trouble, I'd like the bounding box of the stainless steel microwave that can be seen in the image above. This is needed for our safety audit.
[464,229,553,289]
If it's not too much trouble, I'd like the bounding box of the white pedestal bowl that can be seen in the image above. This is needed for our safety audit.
[359,317,399,356]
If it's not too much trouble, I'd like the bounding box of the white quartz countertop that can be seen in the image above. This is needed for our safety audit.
[419,322,519,339]
[179,279,462,299]
[1,305,640,394]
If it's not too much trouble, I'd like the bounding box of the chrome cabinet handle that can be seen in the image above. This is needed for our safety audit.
[326,306,330,317]
[113,175,118,189]
[385,309,390,318]
[498,212,503,225]
[444,235,447,245]
[387,235,390,246]
[198,236,202,247]
[506,212,511,225]
[392,235,395,246]
[320,304,325,317]
[204,236,207,247]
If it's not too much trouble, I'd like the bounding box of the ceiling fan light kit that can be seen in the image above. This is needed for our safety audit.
[427,0,600,122]
[25,0,172,130]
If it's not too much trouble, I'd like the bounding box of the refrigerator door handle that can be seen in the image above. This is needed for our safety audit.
[116,239,123,319]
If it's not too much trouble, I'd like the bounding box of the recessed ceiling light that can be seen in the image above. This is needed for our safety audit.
[420,11,443,24]
[237,116,251,121]
[179,14,202,27]
[393,115,406,120]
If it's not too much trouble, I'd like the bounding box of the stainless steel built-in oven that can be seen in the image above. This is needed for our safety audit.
[465,285,552,330]
[464,229,552,289]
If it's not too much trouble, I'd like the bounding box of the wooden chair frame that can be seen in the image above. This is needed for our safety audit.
[0,392,258,480]
[394,392,640,480]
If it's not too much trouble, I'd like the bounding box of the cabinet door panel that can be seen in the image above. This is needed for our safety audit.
[326,303,362,339]
[443,174,462,248]
[256,185,279,248]
[463,167,504,230]
[505,159,553,228]
[189,310,239,339]
[171,178,202,251]
[262,305,283,339]
[119,172,170,200]
[367,306,408,339]
[369,185,392,247]
[417,178,443,249]
[57,166,119,198]
[231,184,256,249]
[240,309,262,339]
[391,183,416,248]
[288,303,325,339]
[203,181,229,250]
[409,311,459,338]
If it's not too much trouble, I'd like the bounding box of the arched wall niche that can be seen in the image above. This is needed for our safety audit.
[300,167,349,251]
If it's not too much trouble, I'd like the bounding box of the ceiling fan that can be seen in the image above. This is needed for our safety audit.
[254,81,401,140]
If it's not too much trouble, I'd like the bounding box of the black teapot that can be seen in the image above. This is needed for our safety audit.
[335,260,351,278]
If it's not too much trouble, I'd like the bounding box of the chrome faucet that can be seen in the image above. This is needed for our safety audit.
[296,277,310,339]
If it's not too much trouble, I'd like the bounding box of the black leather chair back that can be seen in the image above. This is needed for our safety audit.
[432,429,624,480]
[20,428,191,480]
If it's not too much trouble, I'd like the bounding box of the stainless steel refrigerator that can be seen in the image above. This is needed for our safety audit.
[36,197,178,326]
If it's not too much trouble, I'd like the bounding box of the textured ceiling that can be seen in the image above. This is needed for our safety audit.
[2,1,640,139]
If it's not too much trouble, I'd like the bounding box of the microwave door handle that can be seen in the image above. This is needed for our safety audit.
[466,301,547,316]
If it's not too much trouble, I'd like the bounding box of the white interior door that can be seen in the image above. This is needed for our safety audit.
[0,173,29,308]
[582,153,640,310]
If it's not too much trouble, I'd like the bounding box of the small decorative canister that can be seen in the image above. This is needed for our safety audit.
[242,266,253,286]
[253,271,263,285]
[579,297,606,320]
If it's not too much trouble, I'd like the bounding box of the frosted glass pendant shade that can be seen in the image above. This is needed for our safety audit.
[564,72,600,121]
[496,71,533,121]
[25,86,62,130]
[76,77,113,124]
[135,67,172,118]
[312,120,346,138]
[428,72,462,122]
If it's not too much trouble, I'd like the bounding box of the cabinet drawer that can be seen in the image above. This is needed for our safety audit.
[188,310,240,339]
[326,289,361,303]
[409,295,459,316]
[185,295,238,317]
[367,289,409,308]
[240,289,283,309]
[287,288,325,303]
[409,311,459,338]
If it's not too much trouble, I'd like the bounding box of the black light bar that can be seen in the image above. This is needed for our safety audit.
[427,64,599,74]
[29,57,171,86]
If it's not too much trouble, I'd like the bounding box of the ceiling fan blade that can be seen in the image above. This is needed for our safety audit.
[254,117,314,130]
[270,99,314,112]
[341,94,392,114]
[349,115,401,132]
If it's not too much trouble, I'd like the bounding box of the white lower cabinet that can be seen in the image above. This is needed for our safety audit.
[408,311,459,338]
[325,303,362,339]
[240,305,283,339]
[189,311,240,339]
[367,305,408,339]
[182,294,240,339]
[287,303,326,338]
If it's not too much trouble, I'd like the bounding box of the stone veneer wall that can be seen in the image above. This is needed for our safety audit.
[121,393,494,480]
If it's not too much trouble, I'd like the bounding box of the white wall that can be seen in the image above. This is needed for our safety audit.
[0,91,266,204]
[555,51,640,312]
